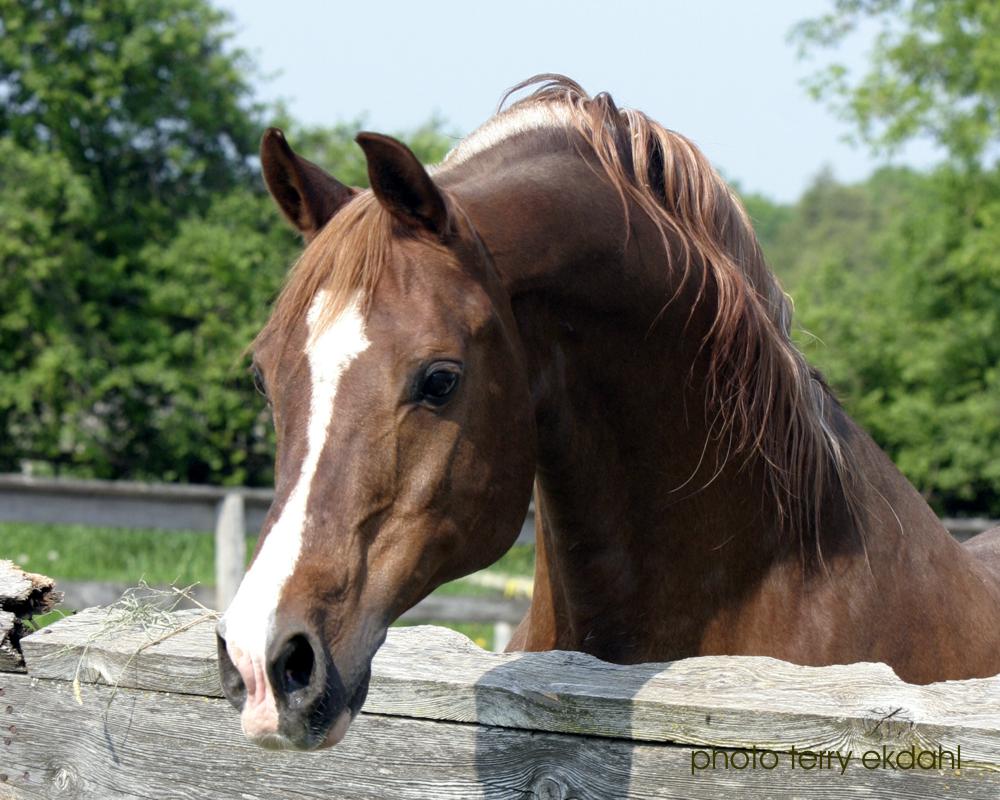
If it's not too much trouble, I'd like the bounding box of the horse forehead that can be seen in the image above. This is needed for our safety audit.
[372,257,497,340]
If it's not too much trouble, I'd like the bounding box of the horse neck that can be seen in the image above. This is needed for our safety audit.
[449,151,815,658]
[448,142,1000,680]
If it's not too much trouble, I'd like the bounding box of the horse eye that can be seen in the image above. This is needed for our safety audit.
[418,365,461,407]
[251,365,268,399]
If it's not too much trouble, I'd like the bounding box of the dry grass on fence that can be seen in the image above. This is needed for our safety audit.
[43,581,221,711]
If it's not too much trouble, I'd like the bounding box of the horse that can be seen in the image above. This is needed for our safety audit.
[216,75,1000,751]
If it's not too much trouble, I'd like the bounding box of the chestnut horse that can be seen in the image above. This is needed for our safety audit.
[217,75,1000,750]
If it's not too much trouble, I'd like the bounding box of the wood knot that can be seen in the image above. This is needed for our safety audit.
[51,765,81,796]
[534,776,567,800]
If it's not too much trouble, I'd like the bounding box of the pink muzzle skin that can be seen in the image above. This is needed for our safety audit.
[226,640,354,749]
[226,642,280,739]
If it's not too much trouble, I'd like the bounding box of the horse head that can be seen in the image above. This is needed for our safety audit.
[215,129,536,749]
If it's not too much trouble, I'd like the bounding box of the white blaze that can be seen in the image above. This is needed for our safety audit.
[221,291,370,735]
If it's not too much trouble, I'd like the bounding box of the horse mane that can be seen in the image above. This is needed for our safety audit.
[259,74,861,544]
[492,75,861,542]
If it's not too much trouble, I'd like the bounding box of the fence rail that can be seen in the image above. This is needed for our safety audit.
[2,605,999,798]
[0,474,533,646]
[0,472,538,540]
[0,473,274,534]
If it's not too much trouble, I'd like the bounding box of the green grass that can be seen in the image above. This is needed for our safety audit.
[0,521,217,586]
[392,620,496,651]
[1,521,534,651]
[22,608,74,632]
[484,543,535,577]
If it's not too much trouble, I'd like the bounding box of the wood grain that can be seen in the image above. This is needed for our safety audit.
[0,674,995,800]
[21,608,220,697]
[16,609,1000,769]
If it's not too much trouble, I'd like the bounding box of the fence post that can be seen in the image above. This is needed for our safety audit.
[215,492,246,611]
[493,621,513,652]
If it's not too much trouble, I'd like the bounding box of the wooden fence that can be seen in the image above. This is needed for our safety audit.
[2,604,999,799]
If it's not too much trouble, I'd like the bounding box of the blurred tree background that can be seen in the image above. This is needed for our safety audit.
[780,0,1000,515]
[0,0,453,486]
[0,0,997,515]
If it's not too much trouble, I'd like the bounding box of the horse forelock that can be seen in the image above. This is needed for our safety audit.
[450,74,862,539]
[256,193,395,352]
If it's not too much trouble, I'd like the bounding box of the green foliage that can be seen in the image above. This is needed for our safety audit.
[0,0,261,248]
[748,165,1000,515]
[751,166,927,289]
[6,0,991,518]
[0,138,98,470]
[0,0,265,480]
[0,0,455,485]
[124,189,297,484]
[783,2,1000,513]
[793,0,1000,165]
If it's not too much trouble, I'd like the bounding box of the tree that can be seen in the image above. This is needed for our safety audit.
[0,0,261,250]
[783,1,1000,514]
[0,0,457,485]
[0,139,97,471]
[134,190,298,484]
[792,0,1000,166]
[792,168,1000,514]
[0,0,268,481]
[751,165,926,289]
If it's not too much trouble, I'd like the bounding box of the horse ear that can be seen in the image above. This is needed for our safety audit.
[260,128,356,240]
[355,132,449,235]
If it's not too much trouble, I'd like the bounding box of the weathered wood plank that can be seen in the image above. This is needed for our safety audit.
[0,610,21,673]
[0,561,60,617]
[0,673,994,800]
[17,609,1000,768]
[21,609,220,697]
[368,629,1000,768]
[0,562,60,673]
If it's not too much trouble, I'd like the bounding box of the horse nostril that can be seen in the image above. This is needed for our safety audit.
[276,634,316,699]
[216,631,247,710]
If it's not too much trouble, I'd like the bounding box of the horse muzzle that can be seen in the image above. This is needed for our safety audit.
[216,618,373,750]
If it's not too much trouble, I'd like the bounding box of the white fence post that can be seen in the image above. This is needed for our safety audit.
[214,492,246,611]
[493,621,513,652]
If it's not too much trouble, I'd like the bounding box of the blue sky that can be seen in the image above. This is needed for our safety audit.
[216,0,940,202]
